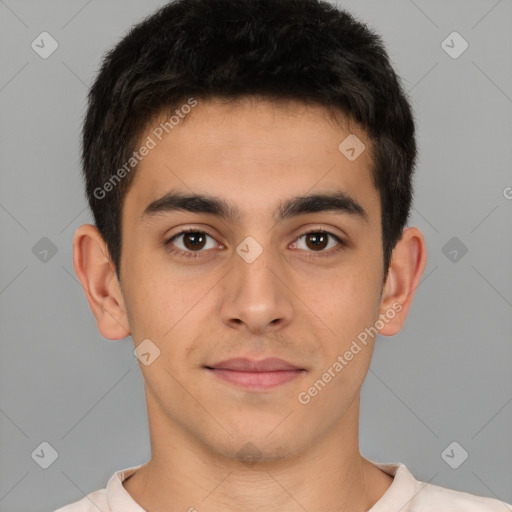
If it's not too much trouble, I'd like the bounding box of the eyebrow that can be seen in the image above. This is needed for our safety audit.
[140,189,368,223]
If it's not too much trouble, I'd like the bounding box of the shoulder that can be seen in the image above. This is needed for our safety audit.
[411,478,511,511]
[54,488,109,512]
[54,464,144,512]
[371,461,511,512]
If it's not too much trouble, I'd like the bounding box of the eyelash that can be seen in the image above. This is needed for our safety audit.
[163,228,346,259]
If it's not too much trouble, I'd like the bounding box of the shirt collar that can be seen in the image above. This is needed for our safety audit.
[367,461,418,511]
[106,461,417,511]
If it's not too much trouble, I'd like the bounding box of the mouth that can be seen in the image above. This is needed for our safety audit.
[205,357,306,391]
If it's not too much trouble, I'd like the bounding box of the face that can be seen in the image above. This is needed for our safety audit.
[118,97,390,462]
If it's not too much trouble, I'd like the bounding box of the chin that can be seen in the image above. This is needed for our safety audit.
[204,430,306,466]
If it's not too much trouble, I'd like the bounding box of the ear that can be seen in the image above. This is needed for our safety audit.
[73,224,130,340]
[377,226,427,336]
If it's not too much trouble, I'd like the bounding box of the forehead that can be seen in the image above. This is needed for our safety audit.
[123,97,379,223]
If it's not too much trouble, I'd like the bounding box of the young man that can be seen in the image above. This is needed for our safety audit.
[56,0,511,510]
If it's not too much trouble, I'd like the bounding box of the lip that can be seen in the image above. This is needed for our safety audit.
[205,357,306,391]
[207,357,302,372]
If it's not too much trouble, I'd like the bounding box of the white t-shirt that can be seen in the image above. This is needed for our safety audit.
[55,461,511,511]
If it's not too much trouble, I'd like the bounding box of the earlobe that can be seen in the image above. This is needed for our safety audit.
[73,224,131,340]
[378,226,427,336]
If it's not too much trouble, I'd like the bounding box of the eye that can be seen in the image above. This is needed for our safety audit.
[164,229,220,257]
[290,230,345,255]
[164,228,345,259]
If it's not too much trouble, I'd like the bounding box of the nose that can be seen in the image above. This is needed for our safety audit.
[219,243,294,334]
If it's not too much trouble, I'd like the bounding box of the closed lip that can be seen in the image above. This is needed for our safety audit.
[205,357,303,372]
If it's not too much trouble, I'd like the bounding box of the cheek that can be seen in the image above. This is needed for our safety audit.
[302,269,381,398]
[123,261,215,343]
[299,263,382,340]
[121,257,169,340]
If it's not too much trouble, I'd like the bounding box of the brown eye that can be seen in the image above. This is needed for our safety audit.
[292,230,344,255]
[305,232,329,251]
[166,230,218,255]
[182,232,207,250]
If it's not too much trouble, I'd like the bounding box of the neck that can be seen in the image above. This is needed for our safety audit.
[123,394,393,511]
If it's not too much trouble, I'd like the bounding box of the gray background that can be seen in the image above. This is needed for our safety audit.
[0,0,511,510]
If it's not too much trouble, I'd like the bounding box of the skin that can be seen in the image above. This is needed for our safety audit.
[74,97,426,512]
